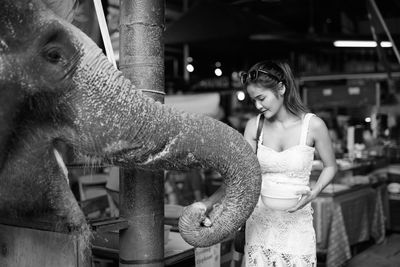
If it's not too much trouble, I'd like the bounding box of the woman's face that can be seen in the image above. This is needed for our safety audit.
[247,84,284,119]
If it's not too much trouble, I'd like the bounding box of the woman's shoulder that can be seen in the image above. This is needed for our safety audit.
[246,114,261,127]
[307,114,326,129]
[244,114,261,136]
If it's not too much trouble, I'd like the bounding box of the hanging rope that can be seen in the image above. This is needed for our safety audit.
[136,89,166,95]
[93,0,117,68]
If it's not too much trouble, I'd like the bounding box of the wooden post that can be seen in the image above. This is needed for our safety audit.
[118,0,165,266]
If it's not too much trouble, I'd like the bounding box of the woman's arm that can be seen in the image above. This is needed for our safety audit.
[310,116,338,196]
[287,116,337,212]
[244,116,259,153]
[202,183,225,211]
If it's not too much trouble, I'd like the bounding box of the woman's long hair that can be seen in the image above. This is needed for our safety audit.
[244,60,308,116]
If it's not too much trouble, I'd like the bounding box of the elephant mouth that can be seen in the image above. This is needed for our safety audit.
[103,140,143,156]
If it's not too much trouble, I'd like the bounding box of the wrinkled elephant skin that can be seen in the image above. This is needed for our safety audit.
[0,0,261,247]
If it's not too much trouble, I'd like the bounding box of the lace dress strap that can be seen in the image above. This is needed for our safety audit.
[256,114,264,143]
[299,113,315,146]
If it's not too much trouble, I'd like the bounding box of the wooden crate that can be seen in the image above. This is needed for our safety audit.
[389,196,400,232]
[0,224,90,267]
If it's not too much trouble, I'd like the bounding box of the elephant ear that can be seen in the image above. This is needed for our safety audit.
[42,0,78,22]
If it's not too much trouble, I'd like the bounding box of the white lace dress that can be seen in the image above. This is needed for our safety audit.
[244,113,317,267]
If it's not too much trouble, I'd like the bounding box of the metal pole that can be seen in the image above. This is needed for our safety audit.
[367,0,396,95]
[183,44,190,82]
[119,0,165,266]
[369,0,400,64]
[182,0,190,83]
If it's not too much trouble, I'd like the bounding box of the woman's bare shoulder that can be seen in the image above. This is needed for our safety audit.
[309,115,326,130]
[244,115,260,137]
[309,115,329,140]
[246,115,260,127]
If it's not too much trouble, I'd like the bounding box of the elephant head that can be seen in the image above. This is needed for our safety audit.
[0,0,261,247]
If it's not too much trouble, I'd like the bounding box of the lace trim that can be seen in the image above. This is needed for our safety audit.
[247,246,316,267]
[247,204,315,257]
[263,172,311,181]
[258,147,314,180]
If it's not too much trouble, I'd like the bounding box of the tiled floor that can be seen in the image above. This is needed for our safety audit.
[346,234,400,267]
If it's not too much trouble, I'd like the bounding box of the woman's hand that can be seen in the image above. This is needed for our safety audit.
[286,189,317,213]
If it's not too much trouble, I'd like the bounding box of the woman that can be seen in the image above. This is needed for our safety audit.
[241,60,337,266]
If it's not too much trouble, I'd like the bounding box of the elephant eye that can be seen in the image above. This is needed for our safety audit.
[44,47,63,63]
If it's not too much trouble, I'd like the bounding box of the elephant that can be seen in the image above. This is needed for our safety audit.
[0,0,261,249]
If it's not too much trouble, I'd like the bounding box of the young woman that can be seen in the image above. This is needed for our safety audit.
[241,60,337,266]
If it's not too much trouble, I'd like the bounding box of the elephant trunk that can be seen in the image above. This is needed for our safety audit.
[68,44,261,247]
